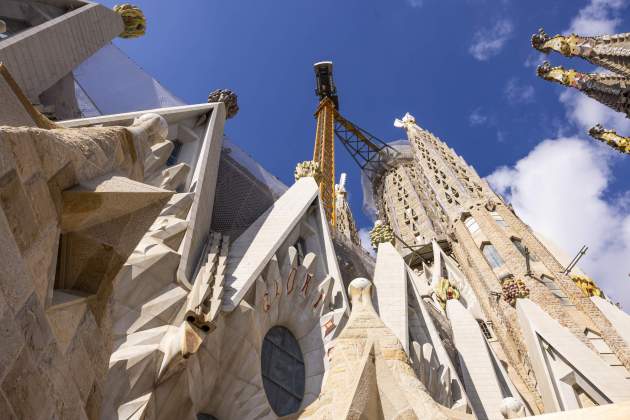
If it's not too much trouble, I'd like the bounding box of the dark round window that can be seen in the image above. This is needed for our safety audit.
[261,326,305,416]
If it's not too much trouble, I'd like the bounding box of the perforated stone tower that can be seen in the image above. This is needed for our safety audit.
[369,112,630,416]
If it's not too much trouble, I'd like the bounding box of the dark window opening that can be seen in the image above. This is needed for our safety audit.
[482,243,504,269]
[261,326,305,416]
[477,320,493,340]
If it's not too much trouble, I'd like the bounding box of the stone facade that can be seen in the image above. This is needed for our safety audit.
[1,3,630,419]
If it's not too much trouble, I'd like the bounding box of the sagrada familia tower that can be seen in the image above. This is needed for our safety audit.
[0,2,628,419]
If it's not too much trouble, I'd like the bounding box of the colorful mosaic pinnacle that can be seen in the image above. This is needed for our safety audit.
[533,27,630,155]
[532,27,630,78]
[589,124,630,155]
[113,4,146,38]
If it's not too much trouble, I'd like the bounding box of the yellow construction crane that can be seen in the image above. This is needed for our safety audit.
[312,61,397,227]
[313,61,338,226]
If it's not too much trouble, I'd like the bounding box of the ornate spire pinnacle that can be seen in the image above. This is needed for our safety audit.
[589,124,630,154]
[113,4,146,39]
[393,112,416,130]
[531,27,630,77]
[537,62,630,116]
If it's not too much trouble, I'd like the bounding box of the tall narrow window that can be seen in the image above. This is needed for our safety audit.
[540,275,571,306]
[512,238,538,261]
[477,320,493,340]
[464,216,481,235]
[482,243,504,268]
[490,211,508,229]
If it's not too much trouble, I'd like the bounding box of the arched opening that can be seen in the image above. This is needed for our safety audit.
[261,326,305,416]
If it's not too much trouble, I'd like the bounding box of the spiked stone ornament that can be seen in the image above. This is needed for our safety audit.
[208,89,239,119]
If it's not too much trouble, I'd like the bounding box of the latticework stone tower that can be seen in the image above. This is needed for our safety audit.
[372,113,630,413]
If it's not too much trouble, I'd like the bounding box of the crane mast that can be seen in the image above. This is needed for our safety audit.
[312,61,398,227]
[313,62,339,226]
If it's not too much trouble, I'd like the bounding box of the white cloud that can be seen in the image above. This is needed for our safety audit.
[358,228,376,257]
[406,0,424,7]
[469,19,514,61]
[567,0,627,35]
[496,130,506,143]
[487,138,630,308]
[469,108,489,126]
[504,77,535,104]
[524,52,545,68]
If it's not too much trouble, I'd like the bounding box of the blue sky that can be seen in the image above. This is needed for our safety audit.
[102,0,630,305]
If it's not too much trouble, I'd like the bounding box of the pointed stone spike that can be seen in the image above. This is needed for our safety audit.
[159,193,194,219]
[264,254,282,304]
[148,162,190,191]
[61,175,173,233]
[144,140,175,176]
[335,341,382,418]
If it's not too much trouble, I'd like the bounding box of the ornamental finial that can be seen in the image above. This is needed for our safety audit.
[113,4,146,39]
[531,28,551,52]
[501,278,529,306]
[589,124,630,154]
[435,278,461,309]
[208,89,239,119]
[571,274,603,298]
[294,160,322,183]
[394,112,417,130]
[536,62,585,88]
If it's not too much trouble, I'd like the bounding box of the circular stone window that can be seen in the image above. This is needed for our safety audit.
[261,326,305,416]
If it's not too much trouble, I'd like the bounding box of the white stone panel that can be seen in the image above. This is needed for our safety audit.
[373,242,409,353]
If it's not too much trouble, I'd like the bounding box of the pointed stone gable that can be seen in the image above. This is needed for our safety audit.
[222,177,320,309]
